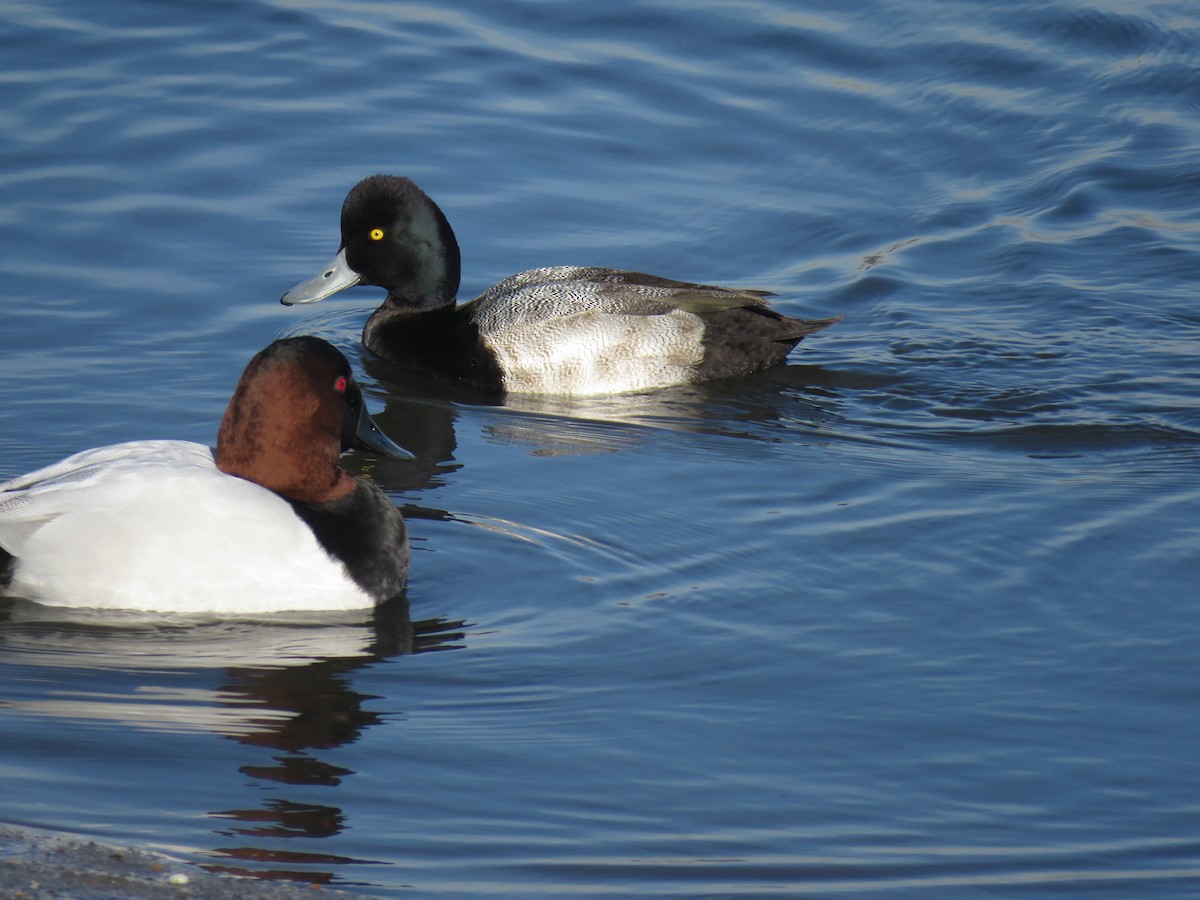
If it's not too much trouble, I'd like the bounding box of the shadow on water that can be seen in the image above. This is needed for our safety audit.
[360,340,1200,470]
[0,596,466,885]
[359,347,849,451]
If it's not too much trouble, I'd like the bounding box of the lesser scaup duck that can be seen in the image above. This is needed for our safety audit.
[0,337,412,613]
[282,174,841,396]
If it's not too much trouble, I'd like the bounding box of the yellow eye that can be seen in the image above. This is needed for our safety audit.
[369,228,385,241]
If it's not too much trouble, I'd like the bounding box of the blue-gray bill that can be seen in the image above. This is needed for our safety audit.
[281,247,360,306]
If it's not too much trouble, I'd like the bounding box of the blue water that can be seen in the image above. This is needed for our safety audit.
[2,0,1200,895]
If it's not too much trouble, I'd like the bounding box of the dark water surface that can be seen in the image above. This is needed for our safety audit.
[2,0,1199,895]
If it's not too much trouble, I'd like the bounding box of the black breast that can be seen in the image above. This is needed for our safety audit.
[289,480,409,603]
[364,303,506,393]
[0,546,13,589]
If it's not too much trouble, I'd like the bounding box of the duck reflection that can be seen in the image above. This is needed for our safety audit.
[212,601,465,882]
[0,595,465,884]
[360,348,845,461]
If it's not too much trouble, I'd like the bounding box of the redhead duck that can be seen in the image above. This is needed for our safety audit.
[0,337,411,613]
[282,174,840,396]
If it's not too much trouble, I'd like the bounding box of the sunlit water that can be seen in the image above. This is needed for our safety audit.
[2,0,1199,895]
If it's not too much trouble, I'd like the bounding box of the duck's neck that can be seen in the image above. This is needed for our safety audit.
[364,299,505,392]
[217,433,355,504]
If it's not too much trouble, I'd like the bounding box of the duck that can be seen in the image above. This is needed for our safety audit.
[0,336,412,614]
[281,174,840,396]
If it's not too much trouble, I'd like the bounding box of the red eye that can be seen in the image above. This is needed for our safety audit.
[334,375,348,393]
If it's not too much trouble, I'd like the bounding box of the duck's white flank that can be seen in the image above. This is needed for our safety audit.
[0,441,371,613]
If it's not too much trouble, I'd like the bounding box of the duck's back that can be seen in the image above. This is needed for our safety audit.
[0,441,214,552]
[0,441,372,613]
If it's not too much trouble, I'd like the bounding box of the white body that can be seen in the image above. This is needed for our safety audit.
[471,267,707,395]
[0,441,372,614]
